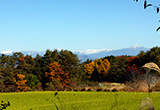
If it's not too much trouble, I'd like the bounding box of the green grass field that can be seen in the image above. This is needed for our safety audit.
[0,91,160,110]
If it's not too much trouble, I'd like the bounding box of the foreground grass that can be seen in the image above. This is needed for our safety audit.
[0,91,160,110]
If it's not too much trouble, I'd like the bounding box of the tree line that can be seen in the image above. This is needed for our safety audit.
[0,46,160,92]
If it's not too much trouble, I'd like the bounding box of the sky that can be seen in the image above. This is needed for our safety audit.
[0,0,160,52]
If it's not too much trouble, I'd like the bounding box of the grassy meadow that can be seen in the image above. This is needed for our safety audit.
[0,91,160,110]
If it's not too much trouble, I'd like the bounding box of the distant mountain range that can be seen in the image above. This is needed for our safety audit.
[76,45,149,62]
[0,45,149,62]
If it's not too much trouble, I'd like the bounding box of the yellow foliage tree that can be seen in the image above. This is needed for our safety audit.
[97,59,110,75]
[84,62,95,78]
[84,58,110,81]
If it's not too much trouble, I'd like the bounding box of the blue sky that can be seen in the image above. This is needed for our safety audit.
[0,0,160,52]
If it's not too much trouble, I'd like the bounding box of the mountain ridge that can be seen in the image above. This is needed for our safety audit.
[0,45,149,62]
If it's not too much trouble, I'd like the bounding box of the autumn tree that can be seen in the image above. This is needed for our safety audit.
[84,58,110,82]
[127,64,142,81]
[126,56,144,82]
[93,59,110,81]
[84,61,95,79]
[97,59,110,75]
[44,62,70,90]
[13,74,29,92]
[126,64,144,91]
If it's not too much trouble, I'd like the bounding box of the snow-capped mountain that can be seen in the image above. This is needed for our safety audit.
[84,45,149,59]
[130,44,142,49]
[75,49,112,55]
[0,50,13,54]
[0,50,45,57]
[76,45,148,62]
[0,45,149,62]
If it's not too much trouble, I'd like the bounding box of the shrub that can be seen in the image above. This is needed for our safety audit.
[55,84,64,91]
[47,83,55,91]
[35,84,43,91]
[65,87,72,91]
[96,88,103,92]
[86,87,94,92]
[103,88,110,92]
[153,81,160,91]
[73,88,79,91]
[69,78,79,90]
[79,87,87,91]
[87,81,99,87]
[111,88,118,92]
[119,86,128,92]
[5,85,16,92]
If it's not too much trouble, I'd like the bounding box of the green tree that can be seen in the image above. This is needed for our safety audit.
[33,54,43,89]
[58,50,80,78]
[107,56,128,83]
[0,54,15,92]
[136,47,160,67]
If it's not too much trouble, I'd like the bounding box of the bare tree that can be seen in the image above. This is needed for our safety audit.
[126,70,142,91]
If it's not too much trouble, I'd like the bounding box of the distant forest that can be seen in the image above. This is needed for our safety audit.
[0,46,160,92]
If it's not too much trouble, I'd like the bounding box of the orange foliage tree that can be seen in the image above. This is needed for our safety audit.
[44,62,70,88]
[19,55,25,62]
[13,74,29,92]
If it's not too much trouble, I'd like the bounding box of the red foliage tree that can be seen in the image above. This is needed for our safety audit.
[126,64,143,82]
